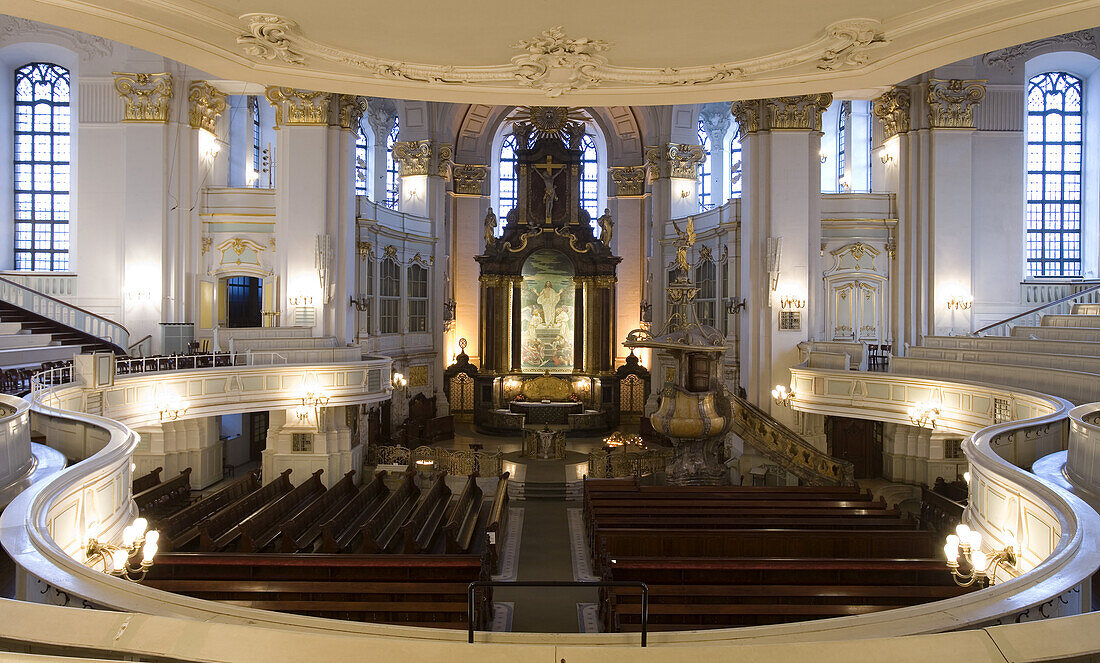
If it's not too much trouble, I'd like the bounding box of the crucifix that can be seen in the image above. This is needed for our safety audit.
[533,155,567,224]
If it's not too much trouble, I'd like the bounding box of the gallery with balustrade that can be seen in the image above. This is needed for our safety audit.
[1,2,1100,662]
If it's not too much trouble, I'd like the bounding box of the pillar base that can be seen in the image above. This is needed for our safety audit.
[133,442,223,490]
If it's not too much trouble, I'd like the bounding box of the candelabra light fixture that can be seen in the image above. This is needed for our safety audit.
[909,401,940,429]
[289,295,314,307]
[779,294,806,310]
[881,152,895,165]
[155,392,187,422]
[392,371,408,392]
[725,296,747,315]
[771,384,795,407]
[944,523,1016,587]
[946,294,973,310]
[300,390,330,409]
[820,150,828,163]
[349,295,369,311]
[84,517,159,582]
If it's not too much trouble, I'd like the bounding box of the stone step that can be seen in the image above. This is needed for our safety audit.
[0,333,55,350]
[522,481,567,500]
[0,345,80,370]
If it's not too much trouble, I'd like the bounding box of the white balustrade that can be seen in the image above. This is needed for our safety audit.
[0,276,128,349]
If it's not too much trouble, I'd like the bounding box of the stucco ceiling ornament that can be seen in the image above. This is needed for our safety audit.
[0,15,113,61]
[983,30,1098,71]
[234,14,891,97]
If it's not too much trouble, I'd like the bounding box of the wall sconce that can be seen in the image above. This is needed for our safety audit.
[820,150,828,163]
[838,174,852,192]
[946,294,973,310]
[84,517,158,582]
[301,389,330,409]
[771,384,795,407]
[155,394,187,421]
[198,128,220,162]
[349,295,369,311]
[292,406,311,424]
[246,167,260,186]
[944,523,1016,587]
[392,371,408,393]
[126,288,152,303]
[289,295,314,307]
[909,401,940,429]
[779,294,806,310]
[881,152,895,165]
[679,189,690,199]
[725,297,747,315]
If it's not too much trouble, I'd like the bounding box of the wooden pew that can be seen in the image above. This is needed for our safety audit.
[133,467,192,517]
[486,472,509,572]
[132,467,162,494]
[143,552,493,629]
[360,471,421,554]
[319,471,391,553]
[402,472,452,554]
[157,471,261,552]
[280,470,359,552]
[589,514,918,531]
[444,474,484,554]
[199,469,293,551]
[237,469,327,552]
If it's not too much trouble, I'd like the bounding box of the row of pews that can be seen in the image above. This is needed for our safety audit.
[131,466,509,629]
[583,478,976,632]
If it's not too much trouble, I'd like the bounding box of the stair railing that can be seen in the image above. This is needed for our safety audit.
[725,390,856,486]
[0,276,129,350]
[975,281,1100,337]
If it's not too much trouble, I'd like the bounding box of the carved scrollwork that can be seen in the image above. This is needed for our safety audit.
[554,226,593,254]
[337,94,368,131]
[765,94,834,130]
[873,86,911,140]
[610,166,646,196]
[927,79,986,129]
[818,20,888,70]
[187,81,227,135]
[392,140,433,176]
[509,26,612,97]
[238,13,305,65]
[453,164,488,196]
[731,99,762,134]
[113,72,173,123]
[265,87,330,126]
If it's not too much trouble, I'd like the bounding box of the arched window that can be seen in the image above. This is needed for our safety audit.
[729,125,742,199]
[697,118,712,211]
[498,132,518,219]
[407,263,428,332]
[837,101,849,191]
[248,95,261,187]
[355,123,369,197]
[14,63,70,271]
[384,117,400,209]
[1026,72,1083,277]
[379,257,400,333]
[580,133,599,220]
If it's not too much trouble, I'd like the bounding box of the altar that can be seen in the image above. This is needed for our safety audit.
[509,400,583,425]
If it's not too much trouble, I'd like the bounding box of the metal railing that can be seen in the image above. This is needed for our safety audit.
[466,580,649,645]
[114,351,288,375]
[978,281,1100,336]
[0,275,128,349]
[367,444,503,477]
[587,446,673,478]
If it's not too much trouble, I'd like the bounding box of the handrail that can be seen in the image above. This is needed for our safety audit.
[127,334,153,353]
[975,282,1100,335]
[466,580,648,645]
[0,275,129,348]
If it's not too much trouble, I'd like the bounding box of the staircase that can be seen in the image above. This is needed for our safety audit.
[521,481,567,500]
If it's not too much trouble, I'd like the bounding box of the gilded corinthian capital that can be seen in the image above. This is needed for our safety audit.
[113,72,173,123]
[610,166,646,196]
[392,140,432,176]
[453,164,488,195]
[927,79,986,129]
[765,94,834,130]
[264,86,330,126]
[872,87,911,140]
[644,144,705,180]
[337,94,369,131]
[187,81,226,135]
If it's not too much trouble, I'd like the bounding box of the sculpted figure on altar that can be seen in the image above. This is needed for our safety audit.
[531,280,563,325]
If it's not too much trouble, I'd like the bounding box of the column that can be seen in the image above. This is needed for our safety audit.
[451,164,489,366]
[261,405,363,489]
[609,166,648,367]
[329,95,367,344]
[733,94,831,424]
[872,87,911,350]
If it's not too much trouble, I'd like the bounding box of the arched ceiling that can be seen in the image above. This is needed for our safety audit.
[5,0,1100,104]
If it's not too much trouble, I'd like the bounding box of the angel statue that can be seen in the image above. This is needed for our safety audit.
[484,208,497,246]
[597,208,614,245]
[671,216,696,273]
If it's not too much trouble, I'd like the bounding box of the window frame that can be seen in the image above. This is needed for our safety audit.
[406,262,428,333]
[384,116,400,209]
[697,117,712,211]
[379,256,401,334]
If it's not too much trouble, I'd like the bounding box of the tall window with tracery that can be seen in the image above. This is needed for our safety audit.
[837,100,849,191]
[14,63,71,271]
[697,118,712,211]
[379,257,400,333]
[1026,72,1083,277]
[729,125,742,199]
[498,132,518,220]
[355,124,369,196]
[384,117,400,209]
[580,133,599,221]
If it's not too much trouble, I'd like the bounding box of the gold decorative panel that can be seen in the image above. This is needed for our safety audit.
[610,166,646,196]
[408,365,429,387]
[453,164,488,195]
[873,87,911,140]
[521,372,573,401]
[113,72,173,123]
[392,140,432,176]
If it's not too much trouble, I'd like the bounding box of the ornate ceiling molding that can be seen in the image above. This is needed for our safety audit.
[927,79,985,129]
[982,29,1098,72]
[234,14,887,97]
[113,72,173,123]
[0,15,113,61]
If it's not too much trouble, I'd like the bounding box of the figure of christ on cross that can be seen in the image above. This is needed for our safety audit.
[533,156,567,224]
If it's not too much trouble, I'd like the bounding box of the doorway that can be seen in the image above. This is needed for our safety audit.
[223,276,262,328]
[825,416,883,479]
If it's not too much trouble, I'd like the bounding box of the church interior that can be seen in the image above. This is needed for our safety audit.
[1,1,1100,661]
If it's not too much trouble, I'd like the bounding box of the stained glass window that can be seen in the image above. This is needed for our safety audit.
[498,132,518,220]
[384,116,400,209]
[355,123,369,196]
[697,118,712,211]
[1026,72,1083,277]
[379,257,400,333]
[580,133,599,221]
[837,101,849,190]
[407,263,428,332]
[248,95,260,186]
[729,124,742,200]
[14,63,70,271]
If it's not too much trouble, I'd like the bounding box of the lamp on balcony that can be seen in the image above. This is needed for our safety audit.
[771,384,795,407]
[908,401,939,428]
[944,523,1016,587]
[84,517,159,582]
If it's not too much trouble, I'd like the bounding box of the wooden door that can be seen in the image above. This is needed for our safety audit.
[825,416,882,479]
[248,411,269,463]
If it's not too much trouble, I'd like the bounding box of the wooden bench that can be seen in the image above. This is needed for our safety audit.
[237,469,327,552]
[133,467,192,518]
[402,472,452,554]
[281,470,359,552]
[199,469,293,551]
[320,471,391,553]
[486,472,509,572]
[444,474,484,554]
[142,552,493,629]
[157,471,261,552]
[360,471,421,554]
[132,467,162,494]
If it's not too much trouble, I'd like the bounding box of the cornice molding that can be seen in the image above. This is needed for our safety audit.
[0,15,113,60]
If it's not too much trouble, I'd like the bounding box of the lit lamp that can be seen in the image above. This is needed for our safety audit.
[392,372,408,393]
[944,523,1016,587]
[946,294,973,311]
[771,384,795,407]
[84,517,159,582]
[155,394,187,421]
[908,401,940,429]
[300,389,330,409]
[779,294,806,310]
